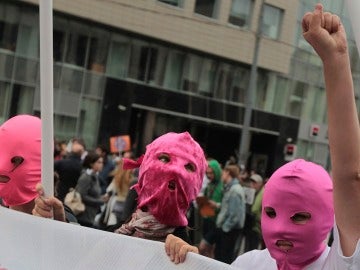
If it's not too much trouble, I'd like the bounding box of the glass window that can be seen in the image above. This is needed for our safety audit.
[53,29,66,62]
[198,58,217,97]
[0,3,19,52]
[228,0,253,28]
[9,84,35,117]
[15,57,39,84]
[158,0,184,7]
[349,40,360,73]
[87,28,110,73]
[128,39,150,81]
[0,51,14,80]
[0,82,11,123]
[16,10,39,58]
[163,50,185,90]
[296,140,314,161]
[194,0,220,19]
[106,34,131,78]
[214,63,233,100]
[182,54,202,92]
[229,67,249,103]
[53,17,68,62]
[84,72,105,98]
[322,0,344,14]
[65,22,89,67]
[79,98,102,147]
[255,70,268,109]
[60,65,84,93]
[301,85,326,123]
[265,76,290,115]
[147,45,168,86]
[261,4,283,39]
[287,81,306,118]
[54,114,77,141]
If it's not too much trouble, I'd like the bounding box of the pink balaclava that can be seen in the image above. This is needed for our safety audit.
[129,132,207,227]
[261,159,334,270]
[0,115,41,206]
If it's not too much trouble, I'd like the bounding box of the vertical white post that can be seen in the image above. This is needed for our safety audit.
[39,0,54,196]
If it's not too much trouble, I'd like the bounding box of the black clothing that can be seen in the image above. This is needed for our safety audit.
[55,153,83,202]
[64,205,78,224]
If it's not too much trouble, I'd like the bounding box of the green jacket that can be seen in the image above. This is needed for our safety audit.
[251,186,264,235]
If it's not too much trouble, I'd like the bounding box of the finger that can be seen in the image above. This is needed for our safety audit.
[47,197,66,221]
[173,240,185,264]
[165,234,173,256]
[331,15,341,34]
[35,196,53,214]
[173,249,180,264]
[309,3,323,30]
[302,12,312,33]
[166,234,177,261]
[32,203,53,218]
[34,196,50,210]
[323,12,333,33]
[49,197,64,211]
[35,183,45,196]
[178,245,192,263]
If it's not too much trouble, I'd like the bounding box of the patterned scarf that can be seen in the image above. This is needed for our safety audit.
[115,209,175,242]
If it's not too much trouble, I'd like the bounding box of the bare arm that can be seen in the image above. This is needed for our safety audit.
[303,4,360,256]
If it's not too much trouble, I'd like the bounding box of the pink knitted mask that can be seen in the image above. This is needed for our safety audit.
[132,132,207,226]
[0,115,41,206]
[261,159,334,270]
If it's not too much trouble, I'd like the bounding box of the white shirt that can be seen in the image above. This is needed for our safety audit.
[231,226,360,269]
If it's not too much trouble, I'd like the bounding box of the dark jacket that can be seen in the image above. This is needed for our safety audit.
[55,153,83,202]
[75,170,103,227]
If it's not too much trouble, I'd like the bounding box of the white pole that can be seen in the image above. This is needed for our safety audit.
[39,0,54,197]
[345,0,360,55]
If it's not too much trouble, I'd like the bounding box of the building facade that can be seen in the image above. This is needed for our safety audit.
[1,0,358,175]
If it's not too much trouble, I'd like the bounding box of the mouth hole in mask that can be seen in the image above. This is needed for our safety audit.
[168,180,176,191]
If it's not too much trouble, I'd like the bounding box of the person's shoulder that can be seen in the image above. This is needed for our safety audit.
[231,182,245,194]
[231,249,276,269]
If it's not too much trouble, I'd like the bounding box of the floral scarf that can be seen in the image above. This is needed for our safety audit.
[115,208,175,242]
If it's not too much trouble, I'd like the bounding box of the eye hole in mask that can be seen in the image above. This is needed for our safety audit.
[291,212,311,224]
[185,163,196,172]
[10,156,24,172]
[264,207,276,218]
[158,153,170,163]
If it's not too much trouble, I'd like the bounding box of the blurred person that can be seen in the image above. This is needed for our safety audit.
[75,151,108,227]
[54,140,67,161]
[197,159,223,258]
[95,159,133,230]
[210,164,246,263]
[225,155,237,166]
[0,115,75,223]
[55,138,85,202]
[0,115,41,214]
[244,173,265,252]
[95,144,115,194]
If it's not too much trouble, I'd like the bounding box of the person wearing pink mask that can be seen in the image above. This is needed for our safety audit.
[0,115,42,213]
[165,4,360,269]
[114,131,207,243]
[0,114,75,223]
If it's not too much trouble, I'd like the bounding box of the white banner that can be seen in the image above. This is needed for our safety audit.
[345,0,360,54]
[0,207,236,270]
